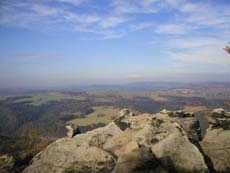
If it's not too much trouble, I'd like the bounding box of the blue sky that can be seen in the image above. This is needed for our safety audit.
[0,0,230,88]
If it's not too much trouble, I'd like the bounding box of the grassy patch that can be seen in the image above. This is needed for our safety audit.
[183,105,207,112]
[148,93,169,102]
[68,106,120,126]
[13,93,86,105]
[0,95,10,101]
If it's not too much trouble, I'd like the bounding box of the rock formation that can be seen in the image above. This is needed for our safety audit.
[65,124,81,138]
[24,122,121,173]
[200,108,230,173]
[24,108,230,173]
[0,154,15,173]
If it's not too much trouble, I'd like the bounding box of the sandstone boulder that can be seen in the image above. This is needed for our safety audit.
[201,108,230,172]
[65,124,80,138]
[208,108,230,129]
[135,113,208,173]
[161,109,201,143]
[113,146,167,173]
[24,122,121,173]
[109,110,207,173]
[114,113,151,130]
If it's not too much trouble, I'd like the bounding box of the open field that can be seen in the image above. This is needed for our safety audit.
[0,95,9,101]
[10,93,86,105]
[68,106,120,126]
[89,90,170,102]
[183,105,208,112]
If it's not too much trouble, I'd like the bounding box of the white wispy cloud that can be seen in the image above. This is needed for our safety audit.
[166,37,230,65]
[149,35,230,65]
[112,0,161,14]
[63,12,101,24]
[0,2,64,28]
[179,1,230,30]
[154,24,192,35]
[150,1,230,36]
[0,1,127,39]
[169,46,229,65]
[99,16,127,28]
[112,0,182,14]
[54,0,88,6]
[130,22,152,31]
[31,4,62,16]
[145,1,230,65]
[0,53,62,59]
[0,0,230,41]
[77,27,126,40]
[168,37,224,49]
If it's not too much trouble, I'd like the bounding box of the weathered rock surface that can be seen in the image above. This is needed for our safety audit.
[24,108,230,173]
[24,122,121,173]
[208,108,230,129]
[137,113,207,173]
[65,124,81,138]
[161,109,202,143]
[0,154,15,173]
[201,108,230,173]
[113,146,167,173]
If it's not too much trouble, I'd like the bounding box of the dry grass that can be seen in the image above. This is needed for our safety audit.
[183,105,208,112]
[13,93,86,105]
[68,106,120,126]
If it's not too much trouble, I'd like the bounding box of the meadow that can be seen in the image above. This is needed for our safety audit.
[68,106,120,126]
[0,92,86,105]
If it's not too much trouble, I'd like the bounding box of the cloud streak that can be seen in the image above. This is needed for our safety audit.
[165,37,230,65]
[1,0,230,40]
[0,1,127,39]
[54,0,88,6]
[154,24,192,35]
[0,53,62,59]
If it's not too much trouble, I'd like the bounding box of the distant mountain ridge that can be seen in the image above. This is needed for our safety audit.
[2,81,230,94]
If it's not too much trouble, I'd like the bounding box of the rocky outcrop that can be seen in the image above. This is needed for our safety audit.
[65,124,81,138]
[24,108,230,173]
[150,114,206,172]
[110,111,207,173]
[0,154,15,173]
[200,108,230,173]
[24,122,121,173]
[160,109,202,143]
[207,108,230,130]
[113,145,167,173]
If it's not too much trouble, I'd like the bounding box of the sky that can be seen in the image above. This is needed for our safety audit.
[0,0,230,88]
